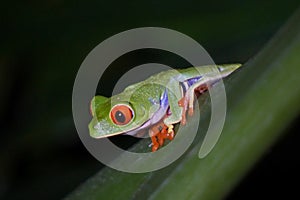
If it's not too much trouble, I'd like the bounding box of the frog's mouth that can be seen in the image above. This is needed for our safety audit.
[124,90,169,138]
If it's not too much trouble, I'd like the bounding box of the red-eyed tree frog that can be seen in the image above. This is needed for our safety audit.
[89,64,241,151]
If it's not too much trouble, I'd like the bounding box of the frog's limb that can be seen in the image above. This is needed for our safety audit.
[149,121,167,151]
[161,124,174,140]
[187,84,211,116]
[149,121,175,152]
[178,77,213,123]
[165,76,207,126]
[150,135,159,152]
[167,124,174,134]
[178,96,189,125]
[163,78,183,126]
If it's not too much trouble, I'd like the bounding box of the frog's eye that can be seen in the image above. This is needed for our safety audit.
[110,104,134,125]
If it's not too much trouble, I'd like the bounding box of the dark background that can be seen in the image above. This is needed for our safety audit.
[1,1,300,199]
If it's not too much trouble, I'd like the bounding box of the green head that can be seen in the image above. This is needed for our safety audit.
[88,84,161,138]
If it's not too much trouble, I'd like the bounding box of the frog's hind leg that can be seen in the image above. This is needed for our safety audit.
[177,92,189,125]
[178,77,212,122]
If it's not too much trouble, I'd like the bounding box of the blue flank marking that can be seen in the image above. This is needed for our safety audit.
[160,90,169,108]
[187,76,202,86]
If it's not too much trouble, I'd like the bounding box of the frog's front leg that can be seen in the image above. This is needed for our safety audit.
[148,78,181,152]
[149,121,175,152]
[163,78,183,126]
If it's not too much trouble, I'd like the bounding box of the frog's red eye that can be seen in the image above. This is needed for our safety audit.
[110,104,134,125]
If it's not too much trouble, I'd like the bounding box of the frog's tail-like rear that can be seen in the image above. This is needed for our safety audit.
[217,63,242,77]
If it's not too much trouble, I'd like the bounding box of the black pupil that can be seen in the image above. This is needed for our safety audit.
[115,111,125,123]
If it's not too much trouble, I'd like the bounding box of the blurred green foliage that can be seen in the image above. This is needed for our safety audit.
[1,0,300,199]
